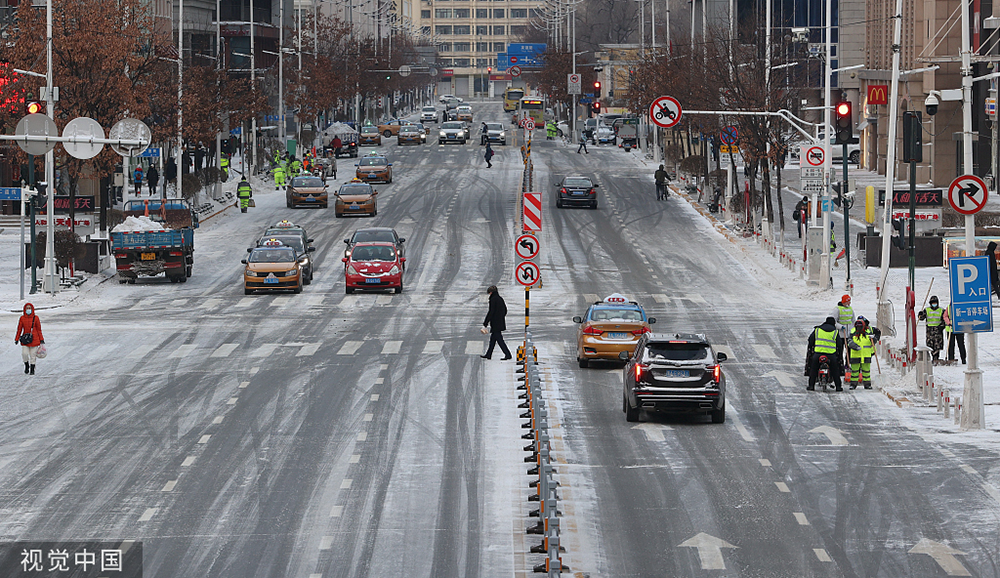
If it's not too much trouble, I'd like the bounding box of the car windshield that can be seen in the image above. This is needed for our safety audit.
[291,177,324,187]
[564,178,593,188]
[264,227,304,238]
[423,107,436,112]
[644,343,711,362]
[352,230,396,244]
[442,122,463,129]
[351,245,396,262]
[340,184,373,196]
[249,248,296,263]
[361,127,378,134]
[400,128,418,134]
[589,307,643,322]
[487,123,503,131]
[261,236,304,252]
[359,158,387,167]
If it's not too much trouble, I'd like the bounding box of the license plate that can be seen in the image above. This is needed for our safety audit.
[265,277,279,284]
[350,204,360,210]
[610,332,629,339]
[663,369,689,378]
[573,191,585,196]
[365,278,381,284]
[141,252,156,260]
[369,173,377,178]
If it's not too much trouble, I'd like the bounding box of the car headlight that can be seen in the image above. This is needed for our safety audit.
[346,264,358,275]
[389,265,400,275]
[283,268,299,277]
[439,131,446,137]
[245,269,255,277]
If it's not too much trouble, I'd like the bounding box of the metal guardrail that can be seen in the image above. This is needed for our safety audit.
[516,332,568,575]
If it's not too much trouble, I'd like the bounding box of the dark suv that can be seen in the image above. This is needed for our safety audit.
[619,333,728,424]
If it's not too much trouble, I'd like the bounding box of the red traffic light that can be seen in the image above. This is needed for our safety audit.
[592,101,600,111]
[836,102,850,117]
[594,81,601,91]
[487,67,492,74]
[26,101,42,114]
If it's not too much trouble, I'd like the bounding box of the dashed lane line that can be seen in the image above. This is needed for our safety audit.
[356,432,367,441]
[212,416,224,424]
[138,508,158,522]
[198,435,211,444]
[422,341,444,354]
[793,513,810,525]
[329,506,343,518]
[319,537,333,550]
[211,343,239,358]
[466,340,482,355]
[775,482,790,493]
[340,479,353,489]
[161,480,177,492]
[181,456,195,467]
[338,341,364,355]
[370,394,380,401]
[381,341,402,354]
[814,549,832,562]
[297,343,321,357]
[168,344,198,359]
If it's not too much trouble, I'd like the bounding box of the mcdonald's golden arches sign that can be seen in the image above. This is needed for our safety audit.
[867,85,889,105]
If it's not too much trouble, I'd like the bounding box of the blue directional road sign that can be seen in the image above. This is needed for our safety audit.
[496,53,508,71]
[579,97,592,104]
[507,43,546,69]
[949,256,994,333]
[137,147,161,158]
[0,187,21,201]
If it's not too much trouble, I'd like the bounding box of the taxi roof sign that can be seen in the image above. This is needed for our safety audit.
[262,238,285,247]
[273,220,298,228]
[603,293,630,304]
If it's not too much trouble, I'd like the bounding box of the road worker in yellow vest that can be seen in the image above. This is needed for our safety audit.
[806,316,844,391]
[918,295,946,362]
[848,319,875,389]
[830,294,856,377]
[272,162,286,190]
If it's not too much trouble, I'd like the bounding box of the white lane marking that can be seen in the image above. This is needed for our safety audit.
[270,296,293,308]
[340,479,353,489]
[202,298,222,309]
[250,366,260,374]
[329,506,343,518]
[357,432,367,441]
[319,536,333,550]
[652,294,670,304]
[678,533,738,570]
[18,439,35,448]
[961,464,977,475]
[375,377,384,385]
[304,295,324,309]
[363,413,373,422]
[211,343,239,358]
[198,435,211,444]
[814,549,832,562]
[763,370,797,388]
[759,459,772,467]
[940,449,956,458]
[212,416,224,424]
[161,480,177,492]
[680,293,707,304]
[728,410,754,442]
[380,364,388,370]
[810,426,849,446]
[239,381,250,389]
[297,343,321,357]
[370,394,380,401]
[583,293,599,303]
[250,343,279,358]
[631,423,669,441]
[794,512,810,525]
[181,456,196,467]
[340,296,358,307]
[171,299,186,307]
[138,508,158,522]
[169,344,198,358]
[236,297,254,307]
[381,341,402,354]
[466,340,482,354]
[227,397,238,405]
[126,343,156,359]
[350,454,361,463]
[338,341,364,355]
[752,344,777,359]
[775,482,790,492]
[714,345,735,360]
[375,295,394,305]
[422,341,444,354]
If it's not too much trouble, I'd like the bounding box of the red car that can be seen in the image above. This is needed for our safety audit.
[343,242,405,294]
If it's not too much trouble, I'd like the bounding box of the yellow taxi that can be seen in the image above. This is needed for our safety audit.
[242,239,303,294]
[572,293,656,368]
[335,178,378,218]
[359,126,382,146]
[355,153,393,183]
[456,104,473,122]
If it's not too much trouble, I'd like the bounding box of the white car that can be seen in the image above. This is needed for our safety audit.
[420,106,438,123]
[439,94,463,104]
[596,125,616,145]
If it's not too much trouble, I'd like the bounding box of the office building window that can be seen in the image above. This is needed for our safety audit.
[438,43,452,52]
[436,25,452,34]
[476,58,490,67]
[435,8,452,17]
[453,42,471,51]
[453,25,471,34]
[454,58,471,67]
[509,25,527,34]
[454,8,470,17]
[476,25,489,35]
[493,8,504,17]
[529,8,543,18]
[421,9,430,18]
[476,42,490,51]
[510,8,527,17]
[420,26,431,35]
[492,42,505,51]
[492,25,505,34]
[476,8,489,18]
[438,58,453,66]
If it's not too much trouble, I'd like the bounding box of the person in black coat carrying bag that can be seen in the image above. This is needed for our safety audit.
[482,285,513,360]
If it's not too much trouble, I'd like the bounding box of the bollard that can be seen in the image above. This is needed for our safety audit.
[937,385,945,412]
[944,389,951,418]
[954,397,962,425]
[928,375,936,404]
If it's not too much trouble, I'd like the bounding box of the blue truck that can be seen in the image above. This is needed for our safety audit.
[111,200,197,284]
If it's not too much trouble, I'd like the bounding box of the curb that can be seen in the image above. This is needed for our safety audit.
[671,185,747,253]
[201,200,237,223]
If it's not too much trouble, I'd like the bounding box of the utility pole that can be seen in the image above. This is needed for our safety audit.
[821,0,833,290]
[177,0,184,204]
[250,0,257,175]
[43,0,55,294]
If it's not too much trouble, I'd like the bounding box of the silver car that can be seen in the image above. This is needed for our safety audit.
[438,121,467,144]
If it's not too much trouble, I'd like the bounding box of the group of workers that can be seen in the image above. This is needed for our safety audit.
[270,151,311,190]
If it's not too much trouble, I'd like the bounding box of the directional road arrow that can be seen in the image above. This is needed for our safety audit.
[762,369,797,388]
[679,533,738,570]
[908,539,971,576]
[631,423,670,441]
[809,425,849,446]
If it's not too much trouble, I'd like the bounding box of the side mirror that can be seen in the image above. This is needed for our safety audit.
[308,247,316,252]
[247,248,253,252]
[593,184,600,188]
[344,239,350,244]
[572,316,583,323]
[342,257,348,263]
[400,257,406,262]
[717,352,728,362]
[308,238,314,243]
[241,259,248,264]
[618,351,631,361]
[387,163,393,167]
[398,237,406,243]
[648,317,656,324]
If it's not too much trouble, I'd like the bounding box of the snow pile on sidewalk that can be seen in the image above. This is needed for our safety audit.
[112,216,167,233]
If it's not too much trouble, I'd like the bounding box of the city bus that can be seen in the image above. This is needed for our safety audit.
[518,96,545,127]
[503,87,524,112]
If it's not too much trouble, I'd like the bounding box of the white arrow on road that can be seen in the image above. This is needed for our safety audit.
[763,369,798,388]
[809,425,849,446]
[908,539,971,576]
[679,532,738,570]
[631,423,670,442]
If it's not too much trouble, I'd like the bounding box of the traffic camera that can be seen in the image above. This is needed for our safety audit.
[26,101,42,115]
[925,91,940,116]
[891,218,906,250]
[834,101,852,144]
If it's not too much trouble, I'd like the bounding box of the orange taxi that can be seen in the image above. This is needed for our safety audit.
[242,240,303,294]
[572,293,656,368]
[355,154,393,183]
[359,126,382,146]
[335,179,378,217]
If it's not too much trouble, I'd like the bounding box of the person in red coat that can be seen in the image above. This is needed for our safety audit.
[14,302,44,375]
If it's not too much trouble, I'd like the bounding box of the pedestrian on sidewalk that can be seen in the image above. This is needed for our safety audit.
[481,286,512,360]
[146,165,159,197]
[987,241,1000,300]
[132,165,143,197]
[654,164,668,200]
[14,303,44,375]
[793,196,809,238]
[164,157,177,195]
[577,133,589,154]
[484,142,495,168]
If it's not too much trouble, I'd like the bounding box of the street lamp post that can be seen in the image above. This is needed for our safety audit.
[43,0,55,293]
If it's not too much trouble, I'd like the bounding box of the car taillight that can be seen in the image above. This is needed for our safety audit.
[589,189,596,195]
[582,326,603,335]
[560,188,568,195]
[114,254,126,259]
[169,251,182,256]
[710,365,721,383]
[632,327,650,335]
[635,363,649,381]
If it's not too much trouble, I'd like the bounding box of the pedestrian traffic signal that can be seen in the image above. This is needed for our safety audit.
[891,218,906,250]
[25,101,42,115]
[835,101,852,144]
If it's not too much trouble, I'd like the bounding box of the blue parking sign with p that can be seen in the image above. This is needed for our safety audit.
[949,256,993,333]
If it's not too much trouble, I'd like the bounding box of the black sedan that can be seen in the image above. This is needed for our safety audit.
[555,176,599,209]
[619,333,728,424]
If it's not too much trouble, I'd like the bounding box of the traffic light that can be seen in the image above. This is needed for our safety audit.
[487,66,492,74]
[834,101,852,144]
[593,80,601,94]
[26,101,42,115]
[891,218,906,250]
[592,101,600,113]
[902,110,922,162]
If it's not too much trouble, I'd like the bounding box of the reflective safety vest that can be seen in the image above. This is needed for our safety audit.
[813,327,838,354]
[837,304,854,327]
[236,182,252,198]
[924,306,944,327]
[272,165,285,177]
[220,156,229,169]
[850,332,874,359]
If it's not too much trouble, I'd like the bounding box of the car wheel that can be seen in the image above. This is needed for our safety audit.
[849,150,860,164]
[346,287,354,294]
[578,357,588,368]
[439,140,444,145]
[590,202,598,210]
[394,282,403,294]
[335,212,343,218]
[624,392,640,422]
[321,203,328,209]
[556,198,563,208]
[557,129,563,137]
[178,275,187,283]
[286,200,292,208]
[293,281,303,294]
[245,288,252,295]
[383,130,392,138]
[711,401,726,424]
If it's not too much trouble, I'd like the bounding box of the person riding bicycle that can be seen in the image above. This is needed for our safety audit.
[806,316,844,391]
